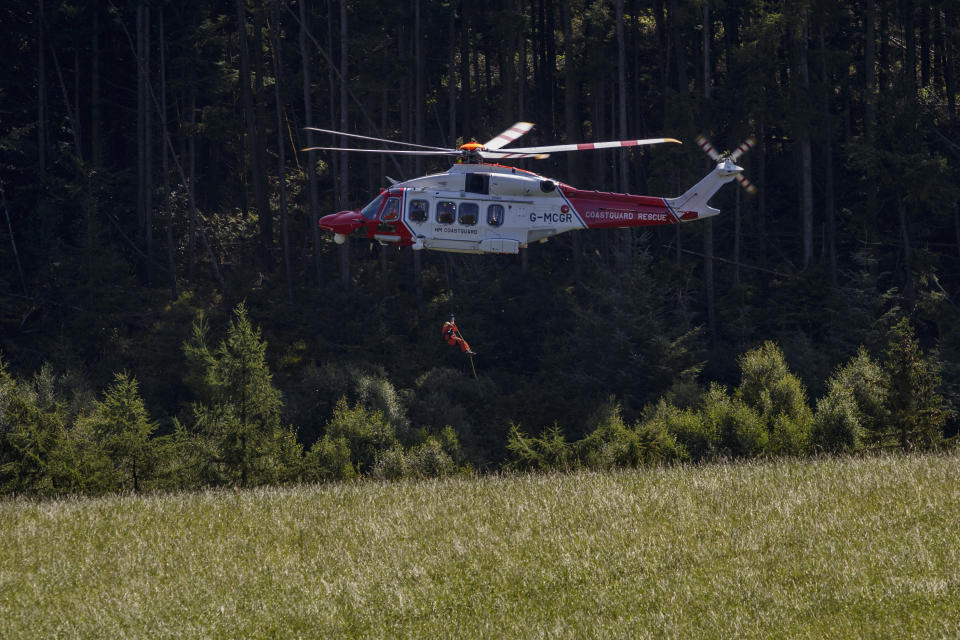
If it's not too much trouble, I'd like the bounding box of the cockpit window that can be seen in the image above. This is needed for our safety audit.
[381,197,400,222]
[360,194,385,220]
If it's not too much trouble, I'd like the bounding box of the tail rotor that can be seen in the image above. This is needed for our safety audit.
[695,134,759,195]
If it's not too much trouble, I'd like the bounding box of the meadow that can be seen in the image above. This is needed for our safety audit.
[2,453,959,639]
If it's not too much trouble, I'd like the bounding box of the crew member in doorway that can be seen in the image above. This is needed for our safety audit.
[442,317,475,355]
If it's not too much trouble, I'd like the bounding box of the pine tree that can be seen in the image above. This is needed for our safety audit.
[184,303,299,486]
[883,318,948,450]
[79,372,158,492]
[0,354,70,494]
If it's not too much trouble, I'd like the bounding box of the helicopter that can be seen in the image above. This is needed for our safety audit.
[305,123,756,255]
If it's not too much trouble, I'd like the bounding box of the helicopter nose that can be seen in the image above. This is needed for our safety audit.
[318,210,364,235]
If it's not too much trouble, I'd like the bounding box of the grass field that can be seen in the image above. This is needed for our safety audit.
[2,453,959,639]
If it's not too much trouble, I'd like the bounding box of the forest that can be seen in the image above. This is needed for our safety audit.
[0,0,958,494]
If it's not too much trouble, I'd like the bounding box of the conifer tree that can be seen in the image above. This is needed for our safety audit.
[184,303,300,486]
[883,318,948,450]
[0,354,69,494]
[79,372,158,492]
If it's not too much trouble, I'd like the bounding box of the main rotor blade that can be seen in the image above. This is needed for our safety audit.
[303,127,453,152]
[483,122,535,150]
[301,146,460,157]
[480,151,550,159]
[496,138,681,155]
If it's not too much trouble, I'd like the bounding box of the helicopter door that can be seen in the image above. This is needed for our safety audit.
[374,196,402,242]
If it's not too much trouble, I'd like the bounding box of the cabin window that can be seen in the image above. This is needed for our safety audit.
[487,204,504,227]
[381,197,401,222]
[409,199,428,223]
[465,173,489,195]
[458,202,478,225]
[436,201,456,224]
[360,194,385,220]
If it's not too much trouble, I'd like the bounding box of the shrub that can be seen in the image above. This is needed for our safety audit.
[303,434,355,482]
[829,347,888,447]
[323,397,397,474]
[506,423,574,472]
[811,386,861,453]
[577,401,688,469]
[406,436,456,478]
[648,399,714,461]
[701,384,767,458]
[371,444,409,481]
[736,342,813,455]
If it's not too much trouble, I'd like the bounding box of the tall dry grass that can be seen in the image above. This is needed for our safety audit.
[2,453,959,638]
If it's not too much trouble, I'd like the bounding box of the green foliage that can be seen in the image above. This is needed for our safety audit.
[322,397,397,474]
[506,424,574,472]
[180,303,298,486]
[882,318,949,450]
[576,401,687,470]
[813,348,887,452]
[303,434,355,483]
[507,401,687,473]
[701,384,768,458]
[736,342,812,455]
[76,372,160,492]
[371,436,456,481]
[0,355,71,495]
[811,386,860,454]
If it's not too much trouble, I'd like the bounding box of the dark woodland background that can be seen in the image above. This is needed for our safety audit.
[1,0,959,493]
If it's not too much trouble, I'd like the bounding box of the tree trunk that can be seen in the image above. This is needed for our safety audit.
[188,87,197,286]
[562,0,581,275]
[448,0,458,143]
[669,0,687,94]
[758,120,768,293]
[37,0,47,175]
[946,8,956,125]
[338,0,350,288]
[616,0,631,267]
[414,0,423,176]
[702,1,711,102]
[272,3,293,304]
[920,1,930,87]
[703,1,715,340]
[91,0,101,168]
[237,0,272,273]
[299,0,322,286]
[144,7,153,285]
[733,185,741,286]
[799,15,813,269]
[903,0,916,91]
[252,5,273,271]
[900,198,913,300]
[136,4,146,271]
[864,0,876,138]
[820,24,837,286]
[160,7,176,299]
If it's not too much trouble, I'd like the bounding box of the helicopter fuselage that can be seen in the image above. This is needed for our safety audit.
[319,162,730,255]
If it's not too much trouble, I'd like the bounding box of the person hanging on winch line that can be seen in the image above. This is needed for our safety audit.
[442,315,475,355]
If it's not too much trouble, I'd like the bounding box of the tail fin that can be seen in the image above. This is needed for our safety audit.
[665,160,742,221]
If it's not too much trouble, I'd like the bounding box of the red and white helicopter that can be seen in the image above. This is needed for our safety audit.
[306,123,756,255]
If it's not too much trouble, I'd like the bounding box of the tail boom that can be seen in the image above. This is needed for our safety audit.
[559,159,742,229]
[560,186,676,229]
